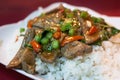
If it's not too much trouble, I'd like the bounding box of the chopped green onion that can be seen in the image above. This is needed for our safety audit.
[91,17,97,22]
[34,34,41,43]
[20,28,25,33]
[24,43,32,48]
[46,32,53,39]
[20,34,25,36]
[64,18,72,24]
[91,17,103,23]
[67,13,73,18]
[41,37,49,45]
[81,39,86,43]
[73,9,79,12]
[47,45,52,51]
[42,44,52,51]
[92,40,101,46]
[100,30,109,40]
[80,11,88,19]
[61,23,72,32]
[51,40,59,49]
[40,13,45,17]
[69,28,75,36]
[65,8,71,13]
[111,27,120,35]
[42,44,48,51]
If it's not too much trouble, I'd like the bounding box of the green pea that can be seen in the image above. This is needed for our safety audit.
[46,32,53,39]
[80,11,88,19]
[20,28,25,33]
[41,37,49,45]
[61,23,72,32]
[69,28,75,36]
[51,40,60,49]
[34,35,41,43]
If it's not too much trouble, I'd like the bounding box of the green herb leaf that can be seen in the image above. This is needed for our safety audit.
[91,17,103,23]
[111,27,120,35]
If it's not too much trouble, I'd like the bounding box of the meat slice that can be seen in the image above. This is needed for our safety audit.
[21,28,35,48]
[75,10,100,44]
[61,41,92,59]
[39,49,60,63]
[33,10,64,30]
[84,31,100,44]
[7,48,25,69]
[21,48,36,74]
[7,29,36,74]
[7,48,36,74]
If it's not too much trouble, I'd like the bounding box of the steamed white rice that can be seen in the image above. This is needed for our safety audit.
[7,29,120,80]
[35,41,120,80]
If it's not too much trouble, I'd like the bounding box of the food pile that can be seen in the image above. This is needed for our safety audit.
[7,4,120,75]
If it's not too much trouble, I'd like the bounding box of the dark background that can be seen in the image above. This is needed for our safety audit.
[0,0,120,80]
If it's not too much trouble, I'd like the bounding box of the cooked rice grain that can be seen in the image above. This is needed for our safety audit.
[36,41,120,80]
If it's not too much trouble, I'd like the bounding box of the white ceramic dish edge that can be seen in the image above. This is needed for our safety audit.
[0,2,120,80]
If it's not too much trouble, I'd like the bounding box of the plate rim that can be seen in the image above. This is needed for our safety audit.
[0,2,120,80]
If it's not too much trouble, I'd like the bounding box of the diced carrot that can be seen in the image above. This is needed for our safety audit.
[27,17,38,29]
[30,40,41,52]
[27,20,34,29]
[53,31,61,39]
[58,9,64,13]
[15,36,19,42]
[86,26,98,35]
[61,35,84,46]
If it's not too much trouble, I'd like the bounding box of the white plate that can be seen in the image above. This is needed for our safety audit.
[0,2,120,80]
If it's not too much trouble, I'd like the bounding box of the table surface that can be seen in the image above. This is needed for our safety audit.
[0,0,120,80]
